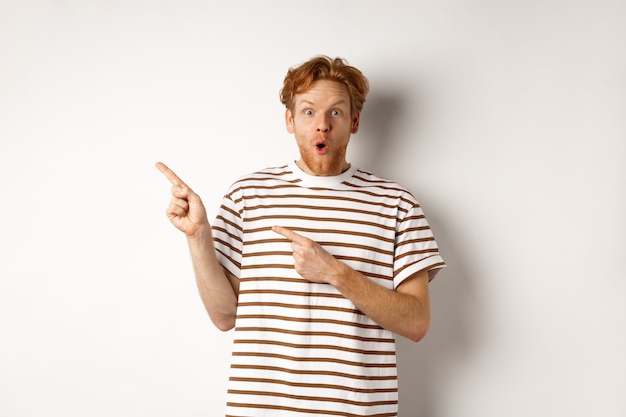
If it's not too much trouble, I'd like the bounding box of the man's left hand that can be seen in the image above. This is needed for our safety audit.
[272,225,344,284]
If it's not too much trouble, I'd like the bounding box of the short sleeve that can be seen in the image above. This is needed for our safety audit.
[393,203,445,288]
[212,189,244,279]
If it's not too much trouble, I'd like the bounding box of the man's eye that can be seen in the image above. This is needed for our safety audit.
[331,110,342,116]
[304,109,313,115]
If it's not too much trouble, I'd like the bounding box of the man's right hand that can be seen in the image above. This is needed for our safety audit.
[155,162,209,237]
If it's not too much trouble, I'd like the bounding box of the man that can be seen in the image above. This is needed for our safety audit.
[156,55,445,417]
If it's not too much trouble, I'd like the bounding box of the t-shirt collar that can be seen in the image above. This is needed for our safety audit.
[288,160,357,188]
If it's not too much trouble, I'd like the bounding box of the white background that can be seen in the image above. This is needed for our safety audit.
[1,1,624,416]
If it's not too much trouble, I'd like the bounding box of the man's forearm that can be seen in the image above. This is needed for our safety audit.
[331,265,431,342]
[187,228,238,331]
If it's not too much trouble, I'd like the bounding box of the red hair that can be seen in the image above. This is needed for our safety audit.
[279,55,369,117]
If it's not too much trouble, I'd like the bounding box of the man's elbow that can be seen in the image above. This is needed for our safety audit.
[407,320,430,343]
[211,314,236,332]
[215,321,234,332]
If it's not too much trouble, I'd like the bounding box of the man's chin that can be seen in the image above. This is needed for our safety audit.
[298,156,347,176]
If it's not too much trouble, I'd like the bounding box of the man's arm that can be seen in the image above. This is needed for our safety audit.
[333,266,430,342]
[272,225,431,342]
[156,162,238,331]
[185,228,239,331]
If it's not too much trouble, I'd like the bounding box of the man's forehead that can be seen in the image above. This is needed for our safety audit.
[295,80,350,106]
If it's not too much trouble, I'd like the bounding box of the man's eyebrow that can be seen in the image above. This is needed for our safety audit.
[298,99,348,107]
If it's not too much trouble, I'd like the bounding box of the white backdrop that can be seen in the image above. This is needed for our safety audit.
[1,1,625,416]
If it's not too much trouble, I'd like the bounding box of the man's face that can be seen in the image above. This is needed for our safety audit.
[285,80,360,176]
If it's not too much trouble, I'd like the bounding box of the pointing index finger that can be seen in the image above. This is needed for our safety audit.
[272,225,304,243]
[155,161,186,187]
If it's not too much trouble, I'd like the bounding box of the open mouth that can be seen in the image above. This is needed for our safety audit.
[315,142,328,154]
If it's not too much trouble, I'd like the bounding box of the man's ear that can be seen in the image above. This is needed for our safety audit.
[285,108,295,133]
[351,112,361,134]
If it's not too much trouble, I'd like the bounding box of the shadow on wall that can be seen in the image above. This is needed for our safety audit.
[396,220,475,417]
[353,90,407,174]
[360,89,478,417]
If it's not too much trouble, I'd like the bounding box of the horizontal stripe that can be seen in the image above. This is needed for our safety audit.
[239,276,305,283]
[234,327,394,343]
[212,225,241,241]
[214,247,241,271]
[229,377,397,394]
[395,256,446,278]
[239,271,393,283]
[215,215,243,233]
[233,339,395,356]
[240,226,395,243]
[231,352,397,368]
[238,289,345,299]
[230,364,396,381]
[245,214,397,232]
[237,301,363,315]
[396,236,435,247]
[246,203,399,219]
[226,402,397,417]
[235,314,384,330]
[227,389,397,407]
[242,243,393,259]
[238,189,409,205]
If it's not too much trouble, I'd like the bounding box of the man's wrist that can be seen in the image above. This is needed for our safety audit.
[187,224,213,244]
[331,262,357,293]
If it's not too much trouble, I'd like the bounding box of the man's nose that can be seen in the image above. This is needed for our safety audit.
[316,114,330,132]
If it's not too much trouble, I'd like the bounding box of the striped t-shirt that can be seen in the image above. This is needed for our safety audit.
[212,161,445,417]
